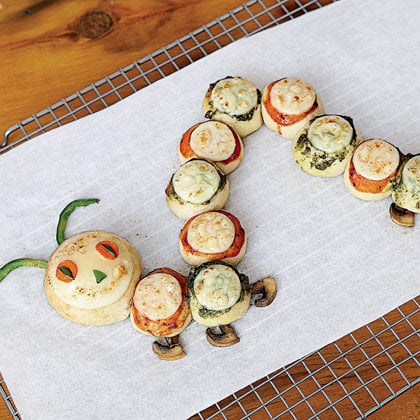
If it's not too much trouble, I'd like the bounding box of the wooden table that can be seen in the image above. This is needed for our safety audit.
[0,1,418,418]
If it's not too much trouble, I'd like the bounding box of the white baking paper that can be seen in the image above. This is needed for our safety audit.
[0,0,419,418]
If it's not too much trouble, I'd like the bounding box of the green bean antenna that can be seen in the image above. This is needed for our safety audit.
[0,198,100,283]
[0,258,48,282]
[56,198,100,244]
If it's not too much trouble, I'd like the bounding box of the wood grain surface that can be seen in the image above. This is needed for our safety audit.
[0,0,246,142]
[0,1,418,419]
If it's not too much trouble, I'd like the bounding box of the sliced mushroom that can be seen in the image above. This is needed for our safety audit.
[152,335,186,361]
[250,276,277,307]
[206,324,240,347]
[389,203,415,227]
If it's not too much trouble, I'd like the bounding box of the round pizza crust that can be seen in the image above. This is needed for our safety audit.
[44,230,142,326]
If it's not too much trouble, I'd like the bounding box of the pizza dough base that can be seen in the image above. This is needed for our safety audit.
[166,180,230,220]
[130,303,192,337]
[343,161,392,201]
[203,105,263,138]
[189,293,251,327]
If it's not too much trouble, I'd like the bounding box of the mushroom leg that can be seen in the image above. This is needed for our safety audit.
[206,324,240,347]
[250,277,277,307]
[389,203,415,227]
[152,335,186,361]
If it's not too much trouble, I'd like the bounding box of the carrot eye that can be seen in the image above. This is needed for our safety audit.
[96,241,119,260]
[56,260,78,283]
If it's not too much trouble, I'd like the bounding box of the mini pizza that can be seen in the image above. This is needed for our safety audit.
[292,114,360,177]
[187,261,251,328]
[130,268,191,337]
[165,158,229,219]
[179,210,246,266]
[202,76,262,137]
[344,139,402,201]
[45,230,142,326]
[391,153,420,213]
[130,267,192,360]
[178,120,244,174]
[261,77,323,140]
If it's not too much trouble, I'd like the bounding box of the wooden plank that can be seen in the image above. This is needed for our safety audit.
[0,0,246,140]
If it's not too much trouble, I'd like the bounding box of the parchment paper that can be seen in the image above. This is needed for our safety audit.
[0,0,419,418]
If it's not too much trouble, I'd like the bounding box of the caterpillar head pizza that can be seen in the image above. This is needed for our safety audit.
[262,77,323,140]
[45,230,142,326]
[203,76,262,137]
[0,199,142,327]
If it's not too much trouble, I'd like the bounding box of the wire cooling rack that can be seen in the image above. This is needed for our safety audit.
[1,0,419,418]
[191,298,419,419]
[1,0,337,151]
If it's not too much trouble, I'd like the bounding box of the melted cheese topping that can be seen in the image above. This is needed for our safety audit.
[211,77,258,116]
[173,160,221,204]
[133,273,182,321]
[402,156,420,194]
[308,115,353,153]
[194,264,241,311]
[353,139,400,180]
[190,121,236,161]
[49,232,133,310]
[187,212,235,253]
[270,77,315,115]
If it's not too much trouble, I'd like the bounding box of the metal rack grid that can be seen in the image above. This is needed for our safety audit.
[192,297,419,419]
[1,0,336,151]
[1,0,419,419]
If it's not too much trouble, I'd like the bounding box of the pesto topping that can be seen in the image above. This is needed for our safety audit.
[391,154,420,212]
[295,115,357,171]
[296,134,349,170]
[194,264,241,311]
[211,77,258,116]
[402,156,420,194]
[188,261,249,319]
[173,160,221,205]
[308,115,353,153]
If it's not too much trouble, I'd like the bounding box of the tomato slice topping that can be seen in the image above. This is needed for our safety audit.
[263,81,319,127]
[95,241,119,260]
[179,122,202,160]
[180,210,245,259]
[131,268,190,337]
[56,260,78,283]
[179,122,241,165]
[348,158,396,193]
